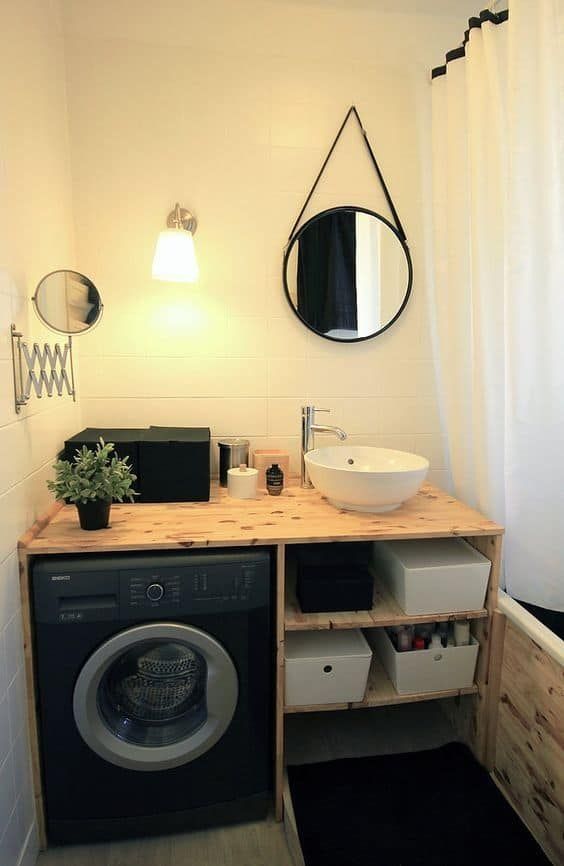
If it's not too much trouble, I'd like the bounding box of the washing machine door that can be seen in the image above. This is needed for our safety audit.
[73,622,238,771]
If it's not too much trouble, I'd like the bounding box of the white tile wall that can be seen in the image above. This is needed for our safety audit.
[0,328,81,866]
[62,0,468,482]
[0,2,82,863]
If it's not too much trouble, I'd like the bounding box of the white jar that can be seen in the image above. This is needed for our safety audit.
[227,464,259,499]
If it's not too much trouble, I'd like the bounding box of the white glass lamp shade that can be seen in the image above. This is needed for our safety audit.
[152,228,199,282]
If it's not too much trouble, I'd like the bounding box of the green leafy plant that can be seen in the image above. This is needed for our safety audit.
[47,439,138,505]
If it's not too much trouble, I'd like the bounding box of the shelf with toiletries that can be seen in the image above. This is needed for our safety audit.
[285,656,478,714]
[283,537,487,715]
[284,619,480,714]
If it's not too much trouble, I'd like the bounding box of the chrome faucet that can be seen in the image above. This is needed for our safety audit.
[301,405,347,488]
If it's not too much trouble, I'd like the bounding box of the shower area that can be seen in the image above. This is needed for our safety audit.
[429,4,563,862]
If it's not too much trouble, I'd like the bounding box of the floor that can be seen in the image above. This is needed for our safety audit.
[37,704,457,866]
[285,701,458,765]
[37,816,293,866]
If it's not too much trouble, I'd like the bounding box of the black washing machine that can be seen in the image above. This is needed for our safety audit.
[32,549,272,844]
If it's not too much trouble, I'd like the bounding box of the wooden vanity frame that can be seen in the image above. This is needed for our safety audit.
[18,484,503,849]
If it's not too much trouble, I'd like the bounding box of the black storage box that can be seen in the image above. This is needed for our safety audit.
[63,427,210,502]
[296,542,374,613]
[64,428,141,494]
[139,426,210,502]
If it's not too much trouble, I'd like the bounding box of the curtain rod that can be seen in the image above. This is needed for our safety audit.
[431,7,509,81]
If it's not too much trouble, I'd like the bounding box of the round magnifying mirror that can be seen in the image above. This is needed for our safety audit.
[283,207,412,342]
[32,270,103,335]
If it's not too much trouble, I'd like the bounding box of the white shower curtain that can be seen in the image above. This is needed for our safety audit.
[431,1,564,611]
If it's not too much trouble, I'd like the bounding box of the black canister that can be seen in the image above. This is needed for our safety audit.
[266,463,284,496]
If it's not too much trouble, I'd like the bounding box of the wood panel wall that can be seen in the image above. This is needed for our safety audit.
[493,621,564,865]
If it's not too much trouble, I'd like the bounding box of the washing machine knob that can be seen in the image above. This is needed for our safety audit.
[146,582,164,602]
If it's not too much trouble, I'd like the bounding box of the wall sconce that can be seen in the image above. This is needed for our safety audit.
[152,202,199,282]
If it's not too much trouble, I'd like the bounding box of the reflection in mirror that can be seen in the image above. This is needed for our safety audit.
[33,270,103,335]
[284,207,412,342]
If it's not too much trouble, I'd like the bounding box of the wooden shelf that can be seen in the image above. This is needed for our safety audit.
[284,562,487,632]
[284,656,478,714]
[19,483,503,556]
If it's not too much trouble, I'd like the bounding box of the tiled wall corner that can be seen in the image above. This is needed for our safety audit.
[0,1,82,862]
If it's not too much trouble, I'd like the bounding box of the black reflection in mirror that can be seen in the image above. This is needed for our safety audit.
[283,207,412,343]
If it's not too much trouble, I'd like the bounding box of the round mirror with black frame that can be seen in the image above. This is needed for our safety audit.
[33,269,103,335]
[283,206,412,343]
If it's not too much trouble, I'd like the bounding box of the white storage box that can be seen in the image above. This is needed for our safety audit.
[285,629,372,706]
[371,538,490,615]
[371,628,479,695]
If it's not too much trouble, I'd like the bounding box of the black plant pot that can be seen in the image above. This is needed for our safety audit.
[76,499,111,531]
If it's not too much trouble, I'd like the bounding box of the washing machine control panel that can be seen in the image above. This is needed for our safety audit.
[33,552,270,624]
[127,573,181,608]
[116,557,268,619]
[123,564,259,612]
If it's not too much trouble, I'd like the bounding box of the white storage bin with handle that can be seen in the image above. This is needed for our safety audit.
[371,538,491,615]
[285,629,372,706]
[370,628,479,695]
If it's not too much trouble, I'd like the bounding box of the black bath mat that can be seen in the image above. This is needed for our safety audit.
[287,742,550,866]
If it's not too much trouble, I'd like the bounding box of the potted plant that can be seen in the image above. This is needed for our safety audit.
[47,439,138,530]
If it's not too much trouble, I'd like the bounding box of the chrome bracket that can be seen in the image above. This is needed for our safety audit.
[166,202,197,234]
[10,324,76,413]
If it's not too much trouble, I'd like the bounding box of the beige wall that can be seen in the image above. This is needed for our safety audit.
[62,0,470,482]
[0,2,81,864]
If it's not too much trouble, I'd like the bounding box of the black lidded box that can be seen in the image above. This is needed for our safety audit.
[296,542,374,613]
[63,427,210,502]
[139,426,210,502]
[64,429,141,491]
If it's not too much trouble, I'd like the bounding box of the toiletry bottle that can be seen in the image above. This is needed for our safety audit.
[413,636,425,650]
[398,625,414,652]
[438,622,449,648]
[398,626,411,653]
[266,463,284,496]
[415,624,432,649]
[454,620,471,646]
[431,632,442,650]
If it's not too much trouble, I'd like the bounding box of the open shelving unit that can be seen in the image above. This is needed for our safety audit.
[278,529,503,826]
[283,551,486,715]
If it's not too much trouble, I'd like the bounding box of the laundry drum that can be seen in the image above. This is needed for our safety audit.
[98,640,207,746]
[73,622,239,771]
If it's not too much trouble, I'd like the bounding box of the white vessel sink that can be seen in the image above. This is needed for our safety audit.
[304,446,429,512]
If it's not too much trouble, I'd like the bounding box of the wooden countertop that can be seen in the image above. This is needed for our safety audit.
[19,483,503,556]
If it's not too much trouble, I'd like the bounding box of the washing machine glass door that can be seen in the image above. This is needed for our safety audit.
[73,623,238,771]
